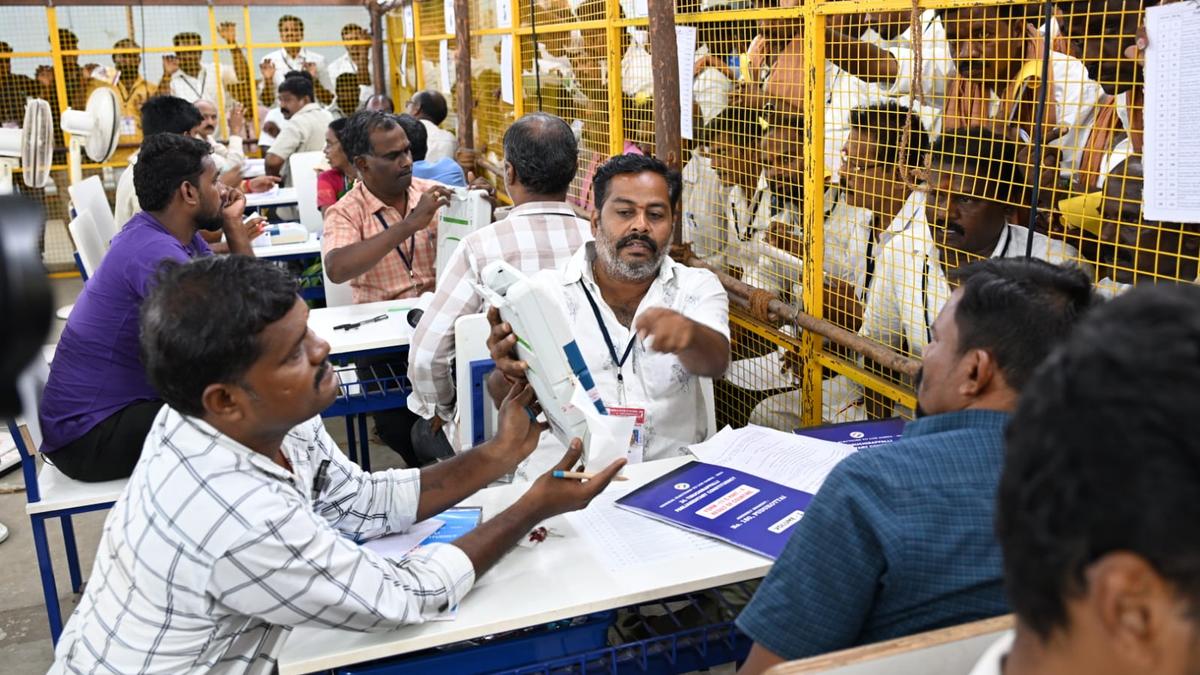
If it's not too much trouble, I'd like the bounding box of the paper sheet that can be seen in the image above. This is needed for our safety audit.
[565,481,724,574]
[500,35,515,104]
[632,0,649,18]
[439,40,451,92]
[688,425,856,493]
[675,26,697,141]
[572,383,635,471]
[403,5,415,39]
[496,0,512,28]
[444,0,457,34]
[401,45,409,88]
[361,519,445,560]
[1143,3,1200,222]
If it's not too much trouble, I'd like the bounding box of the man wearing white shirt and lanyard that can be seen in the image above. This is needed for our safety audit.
[327,23,374,112]
[258,14,334,108]
[858,127,1083,417]
[487,154,731,482]
[160,31,243,111]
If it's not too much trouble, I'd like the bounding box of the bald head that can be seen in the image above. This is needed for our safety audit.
[364,94,394,114]
[194,99,219,137]
[408,89,448,125]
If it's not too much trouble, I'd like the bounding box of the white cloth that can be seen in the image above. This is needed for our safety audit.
[261,48,332,94]
[327,52,374,112]
[967,631,1015,675]
[209,134,245,175]
[515,242,730,482]
[50,408,474,675]
[169,62,237,107]
[268,102,334,184]
[681,150,729,264]
[867,10,957,109]
[860,190,1084,359]
[421,118,457,163]
[114,152,140,228]
[824,62,889,178]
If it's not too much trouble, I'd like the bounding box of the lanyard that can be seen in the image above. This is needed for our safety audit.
[580,280,637,405]
[180,68,206,100]
[373,212,422,291]
[922,226,1012,342]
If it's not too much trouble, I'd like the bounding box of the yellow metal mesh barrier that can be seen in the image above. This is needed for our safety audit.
[3,0,1188,431]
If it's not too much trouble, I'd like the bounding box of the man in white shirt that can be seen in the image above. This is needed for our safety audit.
[405,89,457,163]
[258,14,333,107]
[969,283,1200,675]
[49,254,625,674]
[327,23,374,112]
[858,127,1081,416]
[408,112,591,440]
[487,154,731,481]
[194,98,245,180]
[265,72,334,183]
[160,31,243,112]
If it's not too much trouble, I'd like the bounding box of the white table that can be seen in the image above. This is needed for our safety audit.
[308,299,420,357]
[252,232,323,261]
[277,457,771,674]
[245,186,299,209]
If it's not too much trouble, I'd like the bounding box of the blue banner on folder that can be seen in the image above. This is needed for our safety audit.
[615,461,812,559]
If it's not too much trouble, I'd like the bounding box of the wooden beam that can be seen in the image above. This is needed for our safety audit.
[454,0,474,172]
[646,0,682,243]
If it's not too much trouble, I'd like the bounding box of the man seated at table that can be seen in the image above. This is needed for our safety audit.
[405,89,456,163]
[409,112,591,451]
[968,284,1200,675]
[322,110,462,466]
[394,112,467,187]
[487,154,731,482]
[736,257,1097,672]
[38,134,257,482]
[265,71,333,185]
[50,255,625,672]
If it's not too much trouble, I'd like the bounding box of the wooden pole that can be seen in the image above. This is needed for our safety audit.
[454,0,475,173]
[370,4,387,97]
[646,0,682,243]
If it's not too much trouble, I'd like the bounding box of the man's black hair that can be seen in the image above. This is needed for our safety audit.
[592,153,683,210]
[849,100,931,170]
[394,113,428,161]
[133,133,212,212]
[141,256,299,418]
[928,126,1025,204]
[279,71,314,101]
[412,89,448,125]
[502,112,578,196]
[340,110,400,162]
[951,257,1096,392]
[703,105,759,147]
[999,283,1200,639]
[278,14,304,31]
[172,32,202,47]
[140,95,202,137]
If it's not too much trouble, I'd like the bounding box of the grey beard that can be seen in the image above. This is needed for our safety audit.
[596,238,663,282]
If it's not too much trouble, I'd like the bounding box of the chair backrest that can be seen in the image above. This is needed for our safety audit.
[766,615,1014,675]
[8,357,51,502]
[68,209,104,279]
[67,175,117,249]
[454,312,497,450]
[321,262,355,308]
[288,150,325,234]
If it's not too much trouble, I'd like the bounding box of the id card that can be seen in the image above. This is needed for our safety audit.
[607,405,646,464]
[120,115,137,137]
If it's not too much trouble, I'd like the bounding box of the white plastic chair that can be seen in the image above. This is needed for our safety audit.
[288,150,325,235]
[8,357,128,645]
[454,312,498,450]
[67,175,117,250]
[67,209,104,279]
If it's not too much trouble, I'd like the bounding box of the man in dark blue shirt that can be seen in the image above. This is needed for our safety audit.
[736,257,1097,672]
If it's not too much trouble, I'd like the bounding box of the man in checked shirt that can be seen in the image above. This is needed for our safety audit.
[50,256,624,674]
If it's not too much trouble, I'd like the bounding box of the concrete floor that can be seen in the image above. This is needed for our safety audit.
[0,276,405,672]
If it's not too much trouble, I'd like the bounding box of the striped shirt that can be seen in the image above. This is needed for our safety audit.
[51,408,473,675]
[407,201,592,421]
[322,178,442,304]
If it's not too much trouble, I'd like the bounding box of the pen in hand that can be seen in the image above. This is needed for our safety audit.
[552,470,628,482]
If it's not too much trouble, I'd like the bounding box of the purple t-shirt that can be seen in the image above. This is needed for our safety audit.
[39,211,211,453]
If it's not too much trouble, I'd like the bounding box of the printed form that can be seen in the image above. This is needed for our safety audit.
[1144,2,1200,222]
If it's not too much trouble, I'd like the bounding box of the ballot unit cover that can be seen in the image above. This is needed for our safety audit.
[614,461,812,559]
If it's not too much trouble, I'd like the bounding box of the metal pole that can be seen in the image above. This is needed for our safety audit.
[371,4,388,97]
